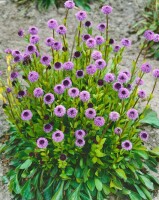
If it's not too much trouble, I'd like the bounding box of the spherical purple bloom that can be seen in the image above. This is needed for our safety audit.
[91,50,102,60]
[26,44,37,55]
[86,38,96,48]
[85,21,92,28]
[86,64,97,75]
[114,45,121,52]
[74,51,81,58]
[126,84,133,91]
[62,78,72,88]
[80,91,90,102]
[144,30,155,41]
[44,93,55,104]
[30,35,40,44]
[152,69,159,78]
[56,25,67,35]
[75,138,85,147]
[109,38,115,44]
[95,59,106,70]
[139,131,149,142]
[113,82,122,91]
[94,116,105,127]
[101,5,113,15]
[12,50,21,57]
[82,34,91,41]
[117,72,129,83]
[85,108,96,119]
[127,108,138,120]
[21,110,33,121]
[154,34,159,42]
[63,61,74,70]
[121,70,131,79]
[60,154,67,161]
[104,73,115,83]
[28,71,39,82]
[68,87,80,98]
[135,77,144,85]
[6,87,12,93]
[33,87,44,97]
[141,63,152,73]
[43,124,53,133]
[28,26,38,35]
[121,140,132,151]
[5,48,12,54]
[138,90,146,99]
[76,70,84,78]
[64,0,75,9]
[67,108,78,118]
[75,130,86,139]
[75,10,87,21]
[18,90,27,98]
[118,88,130,99]
[97,23,106,32]
[37,137,48,148]
[95,35,105,45]
[54,62,63,70]
[114,127,122,135]
[54,105,66,117]
[121,38,131,47]
[40,55,51,66]
[109,111,120,121]
[52,41,62,51]
[10,72,19,80]
[47,19,58,29]
[54,84,65,94]
[18,29,24,37]
[97,79,104,86]
[52,130,64,142]
[13,54,23,63]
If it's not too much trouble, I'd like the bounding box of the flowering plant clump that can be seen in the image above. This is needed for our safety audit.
[0,1,159,200]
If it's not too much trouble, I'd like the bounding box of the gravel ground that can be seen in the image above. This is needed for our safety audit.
[0,0,159,199]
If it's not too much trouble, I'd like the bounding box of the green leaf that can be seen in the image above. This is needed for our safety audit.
[70,184,82,200]
[116,169,127,181]
[140,109,159,128]
[66,167,74,176]
[102,184,110,195]
[95,178,103,191]
[110,179,122,190]
[20,159,32,169]
[150,146,159,156]
[51,181,64,200]
[139,175,154,190]
[21,180,33,199]
[87,179,95,191]
[140,185,152,200]
[129,191,142,200]
[134,184,147,199]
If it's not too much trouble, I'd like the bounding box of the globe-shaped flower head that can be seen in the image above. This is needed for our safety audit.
[101,5,113,15]
[75,11,87,21]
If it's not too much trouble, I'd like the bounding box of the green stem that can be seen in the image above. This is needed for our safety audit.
[78,21,82,47]
[105,15,109,60]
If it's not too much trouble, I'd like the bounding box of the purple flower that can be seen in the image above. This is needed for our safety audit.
[37,137,48,148]
[95,59,106,70]
[54,105,66,117]
[75,138,85,147]
[33,87,44,97]
[139,131,149,142]
[52,130,64,142]
[135,77,144,85]
[18,90,27,98]
[30,35,40,44]
[144,30,155,41]
[114,45,121,52]
[82,34,91,41]
[76,70,84,78]
[101,5,113,15]
[28,26,38,35]
[12,50,21,57]
[85,21,92,28]
[68,87,80,98]
[75,130,86,138]
[121,38,131,47]
[40,55,51,66]
[114,127,122,135]
[95,35,105,45]
[152,69,159,78]
[47,19,58,29]
[154,34,159,42]
[64,0,75,9]
[18,29,24,37]
[21,110,33,121]
[43,124,53,133]
[127,108,138,120]
[75,11,87,21]
[67,108,78,118]
[86,38,96,48]
[141,63,152,73]
[80,91,90,102]
[45,37,54,47]
[74,51,81,58]
[121,70,131,78]
[91,50,102,60]
[62,78,72,88]
[97,80,104,86]
[113,82,122,91]
[118,88,130,99]
[28,71,39,82]
[26,44,37,55]
[63,61,74,70]
[126,84,133,91]
[138,90,146,99]
[121,140,132,151]
[0,71,3,76]
[52,41,62,51]
[54,62,63,70]
[97,23,106,32]
[94,116,105,127]
[109,111,120,121]
[117,72,129,83]
[44,93,55,104]
[104,73,115,83]
[13,54,23,63]
[54,84,65,94]
[4,48,12,54]
[86,64,97,75]
[109,38,115,44]
[60,154,67,161]
[6,87,12,93]
[10,72,19,80]
[56,25,67,35]
[85,108,96,119]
